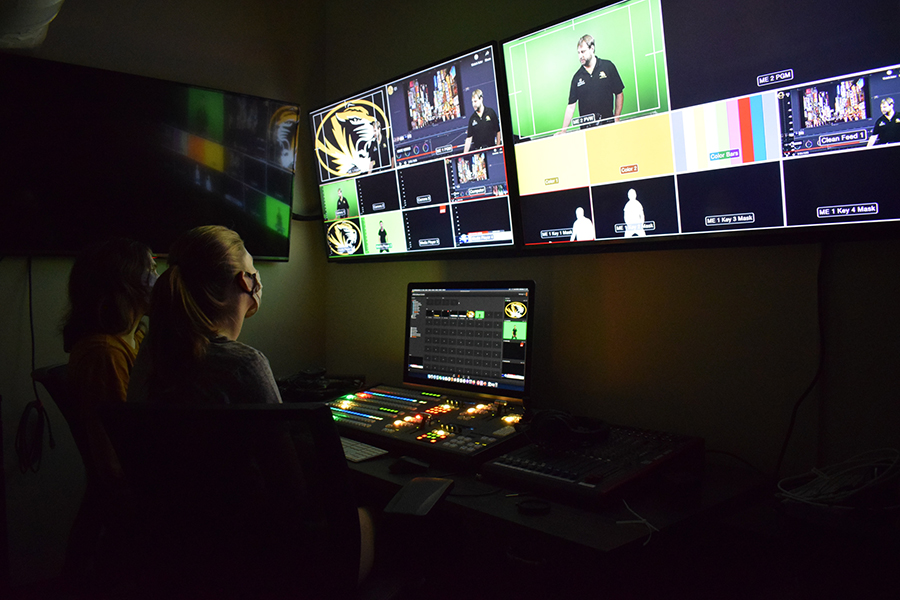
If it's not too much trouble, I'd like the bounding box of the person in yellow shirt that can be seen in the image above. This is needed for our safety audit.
[61,237,156,584]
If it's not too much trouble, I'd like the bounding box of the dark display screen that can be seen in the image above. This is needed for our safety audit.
[0,53,297,259]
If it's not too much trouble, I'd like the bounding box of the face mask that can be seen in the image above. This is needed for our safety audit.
[143,270,158,290]
[244,271,262,318]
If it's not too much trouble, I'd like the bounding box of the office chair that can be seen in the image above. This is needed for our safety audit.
[30,365,79,456]
[99,402,393,600]
[31,364,113,591]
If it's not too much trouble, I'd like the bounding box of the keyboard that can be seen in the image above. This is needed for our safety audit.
[341,436,389,463]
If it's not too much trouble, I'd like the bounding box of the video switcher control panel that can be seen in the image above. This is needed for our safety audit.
[329,385,525,464]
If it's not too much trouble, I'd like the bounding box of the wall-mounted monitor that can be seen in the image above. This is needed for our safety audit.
[502,0,899,251]
[309,44,515,260]
[0,53,298,260]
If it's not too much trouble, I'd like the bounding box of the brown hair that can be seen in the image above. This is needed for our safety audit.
[148,226,247,369]
[62,238,153,352]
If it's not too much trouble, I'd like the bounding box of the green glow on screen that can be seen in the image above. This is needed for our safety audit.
[503,0,668,139]
[187,88,225,142]
[265,196,291,238]
[503,321,528,340]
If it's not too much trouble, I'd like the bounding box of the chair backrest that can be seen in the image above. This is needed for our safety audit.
[31,365,70,413]
[32,364,93,469]
[100,402,360,600]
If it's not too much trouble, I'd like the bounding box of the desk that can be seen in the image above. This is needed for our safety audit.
[354,454,900,599]
[351,455,760,553]
[349,452,765,598]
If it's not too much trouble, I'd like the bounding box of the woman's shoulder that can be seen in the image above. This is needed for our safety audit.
[206,336,270,367]
[206,337,281,404]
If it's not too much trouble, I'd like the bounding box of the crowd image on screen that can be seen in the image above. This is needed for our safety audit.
[457,153,488,184]
[802,79,867,128]
[407,67,462,131]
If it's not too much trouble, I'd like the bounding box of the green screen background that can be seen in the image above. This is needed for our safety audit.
[361,213,407,255]
[320,180,360,221]
[503,0,668,139]
[503,321,528,340]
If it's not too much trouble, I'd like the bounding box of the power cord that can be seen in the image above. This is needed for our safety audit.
[616,499,659,546]
[291,212,323,221]
[705,449,765,476]
[515,408,609,452]
[774,242,828,478]
[15,257,55,473]
[777,448,899,509]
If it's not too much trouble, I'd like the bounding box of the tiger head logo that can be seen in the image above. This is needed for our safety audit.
[315,99,390,178]
[270,105,300,171]
[326,220,362,256]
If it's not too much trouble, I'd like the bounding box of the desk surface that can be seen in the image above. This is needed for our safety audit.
[349,453,763,554]
[350,450,896,600]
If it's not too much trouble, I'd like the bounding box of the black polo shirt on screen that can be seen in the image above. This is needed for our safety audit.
[466,106,501,150]
[568,59,624,122]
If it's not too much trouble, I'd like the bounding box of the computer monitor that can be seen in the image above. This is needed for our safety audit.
[501,0,899,251]
[309,44,516,259]
[0,53,298,260]
[403,281,534,402]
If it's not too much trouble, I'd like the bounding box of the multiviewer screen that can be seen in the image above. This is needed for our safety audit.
[404,282,534,399]
[503,0,899,247]
[310,45,514,259]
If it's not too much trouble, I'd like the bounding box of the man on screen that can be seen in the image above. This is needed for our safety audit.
[377,221,390,253]
[868,97,900,146]
[557,34,624,135]
[335,188,349,219]
[464,89,502,152]
[364,119,391,173]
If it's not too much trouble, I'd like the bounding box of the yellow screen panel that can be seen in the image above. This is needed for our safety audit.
[514,132,591,196]
[585,114,674,185]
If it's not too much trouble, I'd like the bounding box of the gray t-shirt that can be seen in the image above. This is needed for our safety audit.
[128,335,282,405]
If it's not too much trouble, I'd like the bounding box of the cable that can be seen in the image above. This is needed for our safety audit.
[705,449,765,476]
[616,499,659,546]
[291,212,323,222]
[15,257,55,473]
[774,242,828,478]
[516,408,609,451]
[776,448,899,509]
[15,402,52,474]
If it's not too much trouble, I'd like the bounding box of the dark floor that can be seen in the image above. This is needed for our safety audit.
[7,497,900,600]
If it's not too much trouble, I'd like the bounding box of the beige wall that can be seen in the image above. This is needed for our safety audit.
[2,0,899,587]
